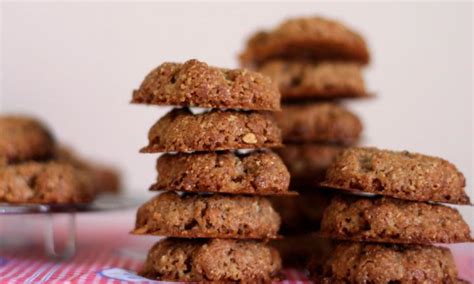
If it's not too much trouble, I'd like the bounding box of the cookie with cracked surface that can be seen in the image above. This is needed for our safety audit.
[310,242,462,284]
[240,17,370,67]
[151,150,292,195]
[0,162,95,204]
[320,195,472,245]
[321,147,470,204]
[276,144,343,185]
[140,238,281,283]
[131,59,281,111]
[258,60,368,100]
[132,192,281,239]
[274,103,362,145]
[141,108,282,153]
[0,116,55,165]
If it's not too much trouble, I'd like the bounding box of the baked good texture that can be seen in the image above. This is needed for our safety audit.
[0,116,55,165]
[270,189,333,235]
[132,59,281,111]
[240,17,370,67]
[320,195,472,244]
[258,60,367,100]
[311,242,461,284]
[322,147,470,204]
[141,108,282,153]
[274,103,362,145]
[271,235,333,269]
[0,162,95,204]
[152,150,291,195]
[133,192,281,239]
[276,144,343,185]
[140,238,281,283]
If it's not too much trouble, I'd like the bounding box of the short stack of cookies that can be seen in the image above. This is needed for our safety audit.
[131,59,294,282]
[239,16,370,266]
[313,147,472,283]
[0,115,118,204]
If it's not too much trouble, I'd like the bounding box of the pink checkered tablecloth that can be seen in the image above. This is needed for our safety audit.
[1,209,473,283]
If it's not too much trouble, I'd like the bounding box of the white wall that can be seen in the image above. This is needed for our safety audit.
[1,2,473,224]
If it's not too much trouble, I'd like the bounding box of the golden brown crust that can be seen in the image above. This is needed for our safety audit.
[310,242,460,284]
[274,103,362,145]
[321,195,472,245]
[276,144,343,184]
[0,116,55,165]
[133,192,281,239]
[140,238,281,283]
[240,17,370,67]
[0,162,95,204]
[132,59,281,111]
[152,150,292,195]
[141,108,282,153]
[322,147,470,204]
[258,60,368,100]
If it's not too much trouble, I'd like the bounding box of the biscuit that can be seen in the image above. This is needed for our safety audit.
[270,189,333,235]
[140,238,281,283]
[274,103,362,145]
[152,150,292,195]
[310,242,461,284]
[0,162,95,204]
[132,59,280,111]
[0,116,55,165]
[240,17,370,67]
[258,60,367,100]
[320,195,472,245]
[276,144,343,185]
[321,147,470,204]
[141,108,282,153]
[133,192,281,239]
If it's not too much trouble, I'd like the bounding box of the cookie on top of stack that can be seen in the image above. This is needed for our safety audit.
[131,59,293,282]
[0,116,120,204]
[239,16,370,266]
[312,147,472,283]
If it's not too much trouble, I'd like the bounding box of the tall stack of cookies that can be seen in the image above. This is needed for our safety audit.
[313,147,473,282]
[130,59,294,282]
[239,17,370,266]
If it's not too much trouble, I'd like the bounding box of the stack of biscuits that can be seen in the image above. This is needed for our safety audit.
[0,115,119,204]
[313,147,472,282]
[130,59,295,282]
[240,17,370,265]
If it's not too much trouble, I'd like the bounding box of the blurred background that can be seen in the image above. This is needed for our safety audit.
[1,2,472,224]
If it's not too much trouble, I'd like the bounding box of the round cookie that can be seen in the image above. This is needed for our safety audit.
[140,238,281,283]
[141,108,282,153]
[320,195,472,245]
[310,242,462,284]
[0,162,95,204]
[133,192,281,239]
[258,60,368,100]
[152,150,292,195]
[276,144,343,185]
[321,147,470,204]
[274,103,362,145]
[132,59,280,111]
[0,116,55,165]
[240,17,370,67]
